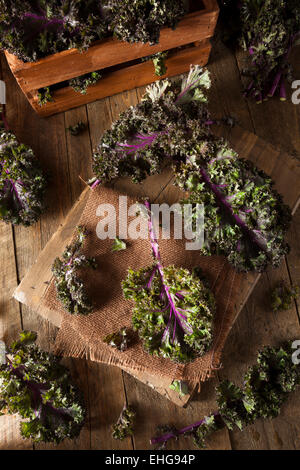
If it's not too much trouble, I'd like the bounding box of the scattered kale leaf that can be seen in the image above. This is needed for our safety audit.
[112,237,127,252]
[0,331,86,444]
[122,264,216,363]
[67,121,87,136]
[270,280,299,312]
[0,129,46,226]
[112,404,135,440]
[169,380,189,397]
[52,225,97,315]
[151,341,300,448]
[103,327,131,352]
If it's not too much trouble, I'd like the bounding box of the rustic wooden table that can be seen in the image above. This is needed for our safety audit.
[0,35,300,450]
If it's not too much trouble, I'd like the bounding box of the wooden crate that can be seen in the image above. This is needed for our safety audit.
[4,0,219,117]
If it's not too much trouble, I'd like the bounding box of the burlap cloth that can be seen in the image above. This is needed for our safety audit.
[43,186,243,384]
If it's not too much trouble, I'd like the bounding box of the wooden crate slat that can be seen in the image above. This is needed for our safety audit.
[29,41,212,117]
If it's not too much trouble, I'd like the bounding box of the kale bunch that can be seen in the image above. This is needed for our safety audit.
[112,404,136,440]
[270,280,299,312]
[223,0,300,102]
[0,331,86,444]
[151,341,300,448]
[103,0,186,45]
[52,225,97,315]
[0,129,46,226]
[123,264,216,363]
[175,143,291,272]
[93,66,291,272]
[0,0,107,62]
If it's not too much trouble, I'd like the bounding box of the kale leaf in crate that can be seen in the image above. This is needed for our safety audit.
[0,130,46,226]
[0,0,108,62]
[0,331,86,444]
[104,0,187,45]
[123,264,216,363]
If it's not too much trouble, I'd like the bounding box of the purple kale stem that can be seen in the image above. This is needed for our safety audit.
[117,131,167,156]
[23,12,65,27]
[268,71,282,97]
[150,412,221,445]
[279,78,287,102]
[199,167,267,253]
[91,179,101,189]
[144,201,193,341]
[175,77,202,104]
[9,180,25,208]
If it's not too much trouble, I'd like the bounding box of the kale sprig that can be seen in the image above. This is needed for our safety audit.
[151,341,300,448]
[270,280,299,312]
[52,226,97,315]
[0,129,46,226]
[112,404,136,440]
[0,331,86,444]
[123,264,216,363]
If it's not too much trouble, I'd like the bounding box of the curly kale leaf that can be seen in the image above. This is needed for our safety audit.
[169,380,189,397]
[175,142,292,273]
[52,225,97,315]
[103,327,131,352]
[0,0,108,62]
[103,0,186,45]
[112,404,135,440]
[151,341,300,448]
[223,0,300,102]
[69,71,102,95]
[270,280,300,312]
[37,87,54,107]
[122,264,216,363]
[92,66,211,184]
[66,121,87,137]
[0,331,86,444]
[0,130,46,226]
